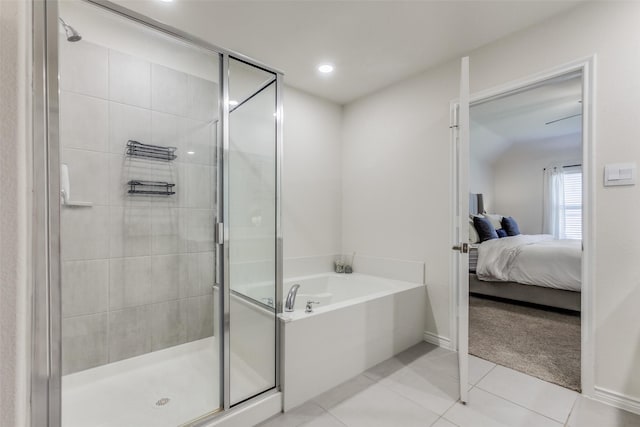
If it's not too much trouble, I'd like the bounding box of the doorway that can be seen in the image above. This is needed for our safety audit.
[469,72,583,391]
[451,56,596,400]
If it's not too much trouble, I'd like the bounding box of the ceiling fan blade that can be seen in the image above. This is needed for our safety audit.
[545,113,582,125]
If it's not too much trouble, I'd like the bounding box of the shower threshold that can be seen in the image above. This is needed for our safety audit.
[61,337,270,427]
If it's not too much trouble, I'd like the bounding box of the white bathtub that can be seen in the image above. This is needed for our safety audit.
[282,273,420,316]
[280,272,427,410]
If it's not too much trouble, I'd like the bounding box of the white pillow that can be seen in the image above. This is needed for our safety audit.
[484,213,503,230]
[468,217,480,243]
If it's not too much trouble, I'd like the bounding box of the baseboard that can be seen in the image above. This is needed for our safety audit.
[593,386,640,416]
[423,331,452,350]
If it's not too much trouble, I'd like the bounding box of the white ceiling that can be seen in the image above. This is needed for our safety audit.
[112,0,582,104]
[470,74,583,164]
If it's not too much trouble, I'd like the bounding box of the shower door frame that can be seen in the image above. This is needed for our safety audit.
[31,0,284,425]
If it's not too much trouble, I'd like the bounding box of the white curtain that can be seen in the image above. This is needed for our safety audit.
[542,165,565,239]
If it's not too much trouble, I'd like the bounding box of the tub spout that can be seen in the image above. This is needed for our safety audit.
[285,284,300,312]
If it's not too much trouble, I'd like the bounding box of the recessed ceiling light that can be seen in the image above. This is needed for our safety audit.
[187,151,195,155]
[158,0,173,3]
[318,64,334,74]
[229,100,239,106]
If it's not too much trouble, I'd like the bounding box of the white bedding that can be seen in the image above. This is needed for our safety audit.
[476,234,581,292]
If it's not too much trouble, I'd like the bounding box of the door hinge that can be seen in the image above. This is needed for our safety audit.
[215,222,224,245]
[449,104,460,129]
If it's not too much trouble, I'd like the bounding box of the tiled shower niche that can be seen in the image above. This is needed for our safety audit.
[59,39,218,375]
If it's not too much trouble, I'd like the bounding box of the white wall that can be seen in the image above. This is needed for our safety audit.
[342,62,457,341]
[0,0,30,426]
[469,152,494,212]
[492,134,581,234]
[282,87,343,276]
[342,0,640,404]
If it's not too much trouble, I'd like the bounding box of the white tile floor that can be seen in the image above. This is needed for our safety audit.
[259,342,640,427]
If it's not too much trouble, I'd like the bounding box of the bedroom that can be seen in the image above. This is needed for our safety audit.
[468,72,583,391]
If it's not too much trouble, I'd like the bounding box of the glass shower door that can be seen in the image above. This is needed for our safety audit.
[226,57,279,405]
[57,2,222,425]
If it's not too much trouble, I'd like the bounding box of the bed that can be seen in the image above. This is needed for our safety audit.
[468,234,582,312]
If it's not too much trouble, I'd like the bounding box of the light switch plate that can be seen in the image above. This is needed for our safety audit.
[604,162,636,186]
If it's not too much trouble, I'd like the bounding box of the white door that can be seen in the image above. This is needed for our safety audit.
[453,56,470,404]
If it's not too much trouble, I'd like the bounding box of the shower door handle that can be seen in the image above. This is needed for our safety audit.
[215,222,224,245]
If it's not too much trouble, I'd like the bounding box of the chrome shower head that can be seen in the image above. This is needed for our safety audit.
[59,18,82,42]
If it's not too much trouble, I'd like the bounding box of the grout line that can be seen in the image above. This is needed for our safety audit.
[324,408,349,427]
[443,398,461,414]
[435,399,463,427]
[430,414,460,427]
[362,370,450,420]
[429,415,444,426]
[563,395,579,427]
[476,386,568,425]
[472,361,497,386]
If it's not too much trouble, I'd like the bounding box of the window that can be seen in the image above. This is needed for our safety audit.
[562,166,582,239]
[542,164,582,240]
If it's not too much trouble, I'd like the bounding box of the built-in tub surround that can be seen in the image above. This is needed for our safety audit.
[212,287,275,403]
[281,273,427,410]
[59,38,217,375]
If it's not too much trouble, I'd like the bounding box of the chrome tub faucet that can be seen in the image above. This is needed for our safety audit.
[285,284,300,312]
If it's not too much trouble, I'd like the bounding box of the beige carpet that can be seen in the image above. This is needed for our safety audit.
[469,295,581,391]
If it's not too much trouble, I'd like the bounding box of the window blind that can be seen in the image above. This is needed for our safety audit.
[563,169,582,239]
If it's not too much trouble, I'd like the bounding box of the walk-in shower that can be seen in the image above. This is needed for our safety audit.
[32,1,282,426]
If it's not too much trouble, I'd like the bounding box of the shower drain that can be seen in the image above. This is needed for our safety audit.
[155,398,171,407]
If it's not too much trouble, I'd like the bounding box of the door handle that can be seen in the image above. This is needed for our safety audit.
[452,243,469,253]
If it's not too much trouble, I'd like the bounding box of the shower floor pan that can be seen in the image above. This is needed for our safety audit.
[62,337,270,427]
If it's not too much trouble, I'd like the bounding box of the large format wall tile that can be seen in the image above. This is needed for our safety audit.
[151,111,185,153]
[109,256,152,309]
[184,251,215,298]
[185,295,214,341]
[109,101,152,155]
[148,161,186,208]
[186,164,215,209]
[109,206,152,257]
[150,207,186,255]
[187,76,217,122]
[62,313,108,375]
[109,51,151,108]
[184,119,216,165]
[150,300,187,351]
[151,254,186,303]
[59,41,108,99]
[61,206,109,261]
[62,45,219,375]
[60,91,109,152]
[152,64,188,116]
[108,306,152,362]
[108,154,152,207]
[62,259,109,318]
[186,209,215,253]
[61,148,109,205]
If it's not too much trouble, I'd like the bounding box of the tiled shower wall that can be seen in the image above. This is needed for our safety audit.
[60,40,218,375]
